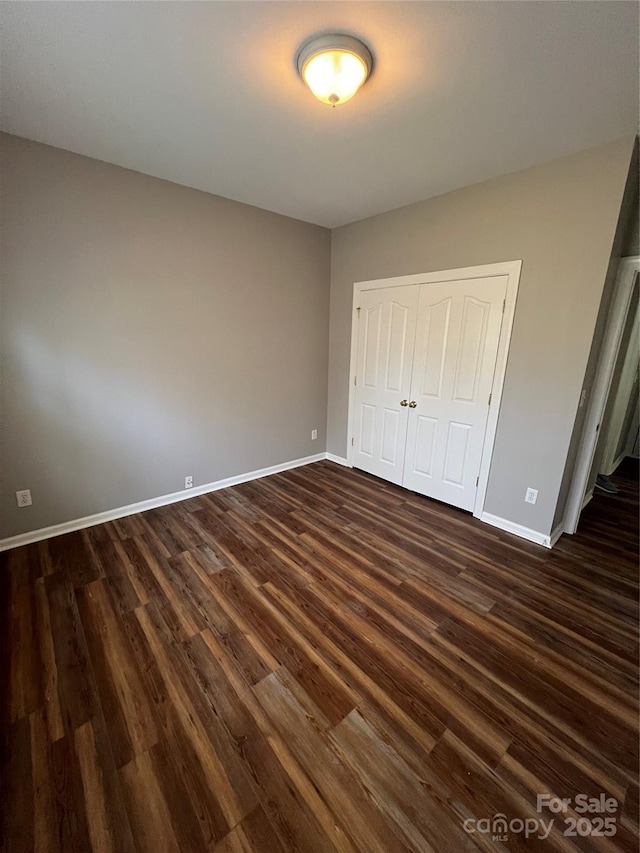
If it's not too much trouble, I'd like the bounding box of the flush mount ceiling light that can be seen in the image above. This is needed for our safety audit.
[297,34,372,107]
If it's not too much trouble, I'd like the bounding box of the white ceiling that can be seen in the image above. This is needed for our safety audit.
[1,1,638,228]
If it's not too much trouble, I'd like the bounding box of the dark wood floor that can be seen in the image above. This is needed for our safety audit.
[1,459,638,852]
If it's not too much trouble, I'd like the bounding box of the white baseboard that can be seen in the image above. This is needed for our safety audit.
[0,452,326,553]
[480,512,553,548]
[549,523,564,547]
[326,453,351,467]
[1,454,561,553]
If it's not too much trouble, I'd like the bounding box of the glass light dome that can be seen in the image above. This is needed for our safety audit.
[297,35,372,107]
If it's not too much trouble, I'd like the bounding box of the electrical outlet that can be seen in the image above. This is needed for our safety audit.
[185,476,193,489]
[16,489,32,507]
[311,429,318,441]
[525,487,538,505]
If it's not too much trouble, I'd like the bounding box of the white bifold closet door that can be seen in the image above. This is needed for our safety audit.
[353,275,507,511]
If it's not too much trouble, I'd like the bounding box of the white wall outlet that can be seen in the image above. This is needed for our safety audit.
[525,487,538,505]
[311,429,318,441]
[184,476,193,489]
[16,489,32,507]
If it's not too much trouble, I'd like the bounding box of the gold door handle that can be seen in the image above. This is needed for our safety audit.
[409,401,417,408]
[400,399,408,407]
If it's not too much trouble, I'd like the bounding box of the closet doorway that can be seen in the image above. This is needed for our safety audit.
[346,262,522,517]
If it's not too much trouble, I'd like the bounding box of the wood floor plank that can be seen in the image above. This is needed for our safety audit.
[46,729,94,850]
[49,531,105,590]
[91,536,150,614]
[30,708,60,853]
[120,746,187,853]
[134,603,258,841]
[331,707,478,853]
[34,577,64,742]
[1,458,637,851]
[121,615,238,847]
[435,617,638,777]
[74,721,120,853]
[7,548,43,723]
[213,804,287,853]
[45,571,96,731]
[261,577,442,761]
[76,579,159,767]
[194,627,351,852]
[210,568,360,726]
[123,534,203,640]
[254,669,413,853]
[3,716,34,853]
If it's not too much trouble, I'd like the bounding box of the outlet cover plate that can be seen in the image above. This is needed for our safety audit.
[16,489,32,507]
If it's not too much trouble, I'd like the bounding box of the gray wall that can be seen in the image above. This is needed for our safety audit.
[0,134,330,539]
[328,136,635,536]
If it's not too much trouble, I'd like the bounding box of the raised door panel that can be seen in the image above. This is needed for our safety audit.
[410,415,438,477]
[352,285,419,485]
[362,303,383,389]
[381,408,401,464]
[452,297,490,403]
[419,298,451,400]
[442,422,472,486]
[385,301,411,392]
[358,403,376,458]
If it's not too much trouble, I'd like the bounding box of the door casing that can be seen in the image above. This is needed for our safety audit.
[562,256,640,534]
[346,261,522,520]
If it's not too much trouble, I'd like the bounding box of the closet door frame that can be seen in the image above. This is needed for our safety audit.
[346,260,522,519]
